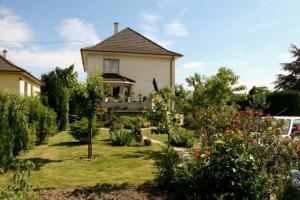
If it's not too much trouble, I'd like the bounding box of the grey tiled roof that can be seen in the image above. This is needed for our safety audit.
[81,28,182,57]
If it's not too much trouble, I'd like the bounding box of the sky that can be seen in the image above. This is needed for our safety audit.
[0,0,300,90]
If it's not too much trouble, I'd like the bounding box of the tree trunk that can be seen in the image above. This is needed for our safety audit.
[87,117,93,158]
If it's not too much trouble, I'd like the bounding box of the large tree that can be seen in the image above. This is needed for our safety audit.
[41,65,77,130]
[185,67,245,107]
[275,44,300,91]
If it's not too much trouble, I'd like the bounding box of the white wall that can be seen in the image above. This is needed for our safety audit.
[87,53,174,97]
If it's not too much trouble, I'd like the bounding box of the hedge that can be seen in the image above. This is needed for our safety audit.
[0,90,57,169]
[266,90,300,116]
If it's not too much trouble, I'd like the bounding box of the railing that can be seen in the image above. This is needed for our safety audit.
[100,99,152,112]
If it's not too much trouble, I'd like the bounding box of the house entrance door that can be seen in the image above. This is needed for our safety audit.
[112,86,120,97]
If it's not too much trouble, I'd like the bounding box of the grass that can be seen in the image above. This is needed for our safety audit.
[0,129,163,189]
[141,129,168,143]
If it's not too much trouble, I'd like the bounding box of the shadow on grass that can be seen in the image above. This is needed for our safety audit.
[50,141,83,147]
[22,158,63,171]
[112,149,163,161]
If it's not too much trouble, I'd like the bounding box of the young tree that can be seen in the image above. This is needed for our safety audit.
[145,87,176,147]
[75,72,105,158]
[275,44,300,91]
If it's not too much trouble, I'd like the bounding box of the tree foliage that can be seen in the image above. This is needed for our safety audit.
[41,65,77,130]
[275,44,300,91]
[185,67,245,108]
[72,72,105,158]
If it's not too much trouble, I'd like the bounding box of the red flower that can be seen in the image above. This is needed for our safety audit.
[194,151,200,158]
[205,150,211,158]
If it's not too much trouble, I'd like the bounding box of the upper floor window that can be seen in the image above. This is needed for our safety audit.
[103,59,119,73]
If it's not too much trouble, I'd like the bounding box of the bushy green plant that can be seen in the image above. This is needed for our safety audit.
[120,116,139,129]
[155,148,180,189]
[156,108,300,199]
[0,90,32,169]
[170,128,195,148]
[26,98,57,145]
[0,160,35,200]
[109,129,135,146]
[70,118,99,143]
[0,90,58,170]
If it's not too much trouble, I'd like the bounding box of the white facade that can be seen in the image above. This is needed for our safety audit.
[85,52,175,97]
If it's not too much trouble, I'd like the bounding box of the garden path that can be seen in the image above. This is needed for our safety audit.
[143,136,191,159]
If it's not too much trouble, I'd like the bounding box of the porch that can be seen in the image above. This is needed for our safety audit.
[102,73,152,112]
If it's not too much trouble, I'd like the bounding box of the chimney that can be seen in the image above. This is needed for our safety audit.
[2,49,7,59]
[114,22,119,34]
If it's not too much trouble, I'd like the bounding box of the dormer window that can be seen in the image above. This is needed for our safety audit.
[103,59,119,73]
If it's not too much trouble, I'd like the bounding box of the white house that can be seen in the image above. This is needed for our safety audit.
[80,23,182,110]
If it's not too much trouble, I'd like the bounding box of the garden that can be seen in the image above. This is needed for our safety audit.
[1,45,300,199]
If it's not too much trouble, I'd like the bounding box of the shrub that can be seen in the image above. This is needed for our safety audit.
[170,128,195,148]
[0,160,35,200]
[155,148,180,189]
[26,98,57,145]
[0,90,57,170]
[109,129,135,146]
[267,90,300,116]
[120,116,139,129]
[0,90,32,169]
[70,118,99,143]
[156,107,300,199]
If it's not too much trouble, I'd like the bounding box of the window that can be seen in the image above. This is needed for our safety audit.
[103,59,119,73]
[24,82,28,96]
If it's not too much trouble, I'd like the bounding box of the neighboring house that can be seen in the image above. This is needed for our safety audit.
[0,49,42,96]
[80,23,182,110]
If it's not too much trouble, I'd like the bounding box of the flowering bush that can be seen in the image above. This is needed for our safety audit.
[156,105,300,199]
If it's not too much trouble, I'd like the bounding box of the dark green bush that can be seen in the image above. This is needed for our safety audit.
[0,90,57,169]
[266,90,300,116]
[26,98,57,145]
[70,118,99,143]
[170,128,195,148]
[109,129,135,146]
[120,116,139,129]
[155,148,180,189]
[0,90,32,169]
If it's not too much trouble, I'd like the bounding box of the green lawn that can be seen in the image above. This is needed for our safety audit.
[0,130,163,189]
[141,129,168,143]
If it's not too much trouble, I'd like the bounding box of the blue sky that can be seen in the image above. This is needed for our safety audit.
[0,0,300,90]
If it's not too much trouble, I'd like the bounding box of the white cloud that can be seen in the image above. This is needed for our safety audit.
[182,61,206,69]
[0,13,100,79]
[278,52,294,63]
[56,18,100,49]
[140,12,159,24]
[164,21,188,37]
[0,5,32,47]
[10,48,81,70]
